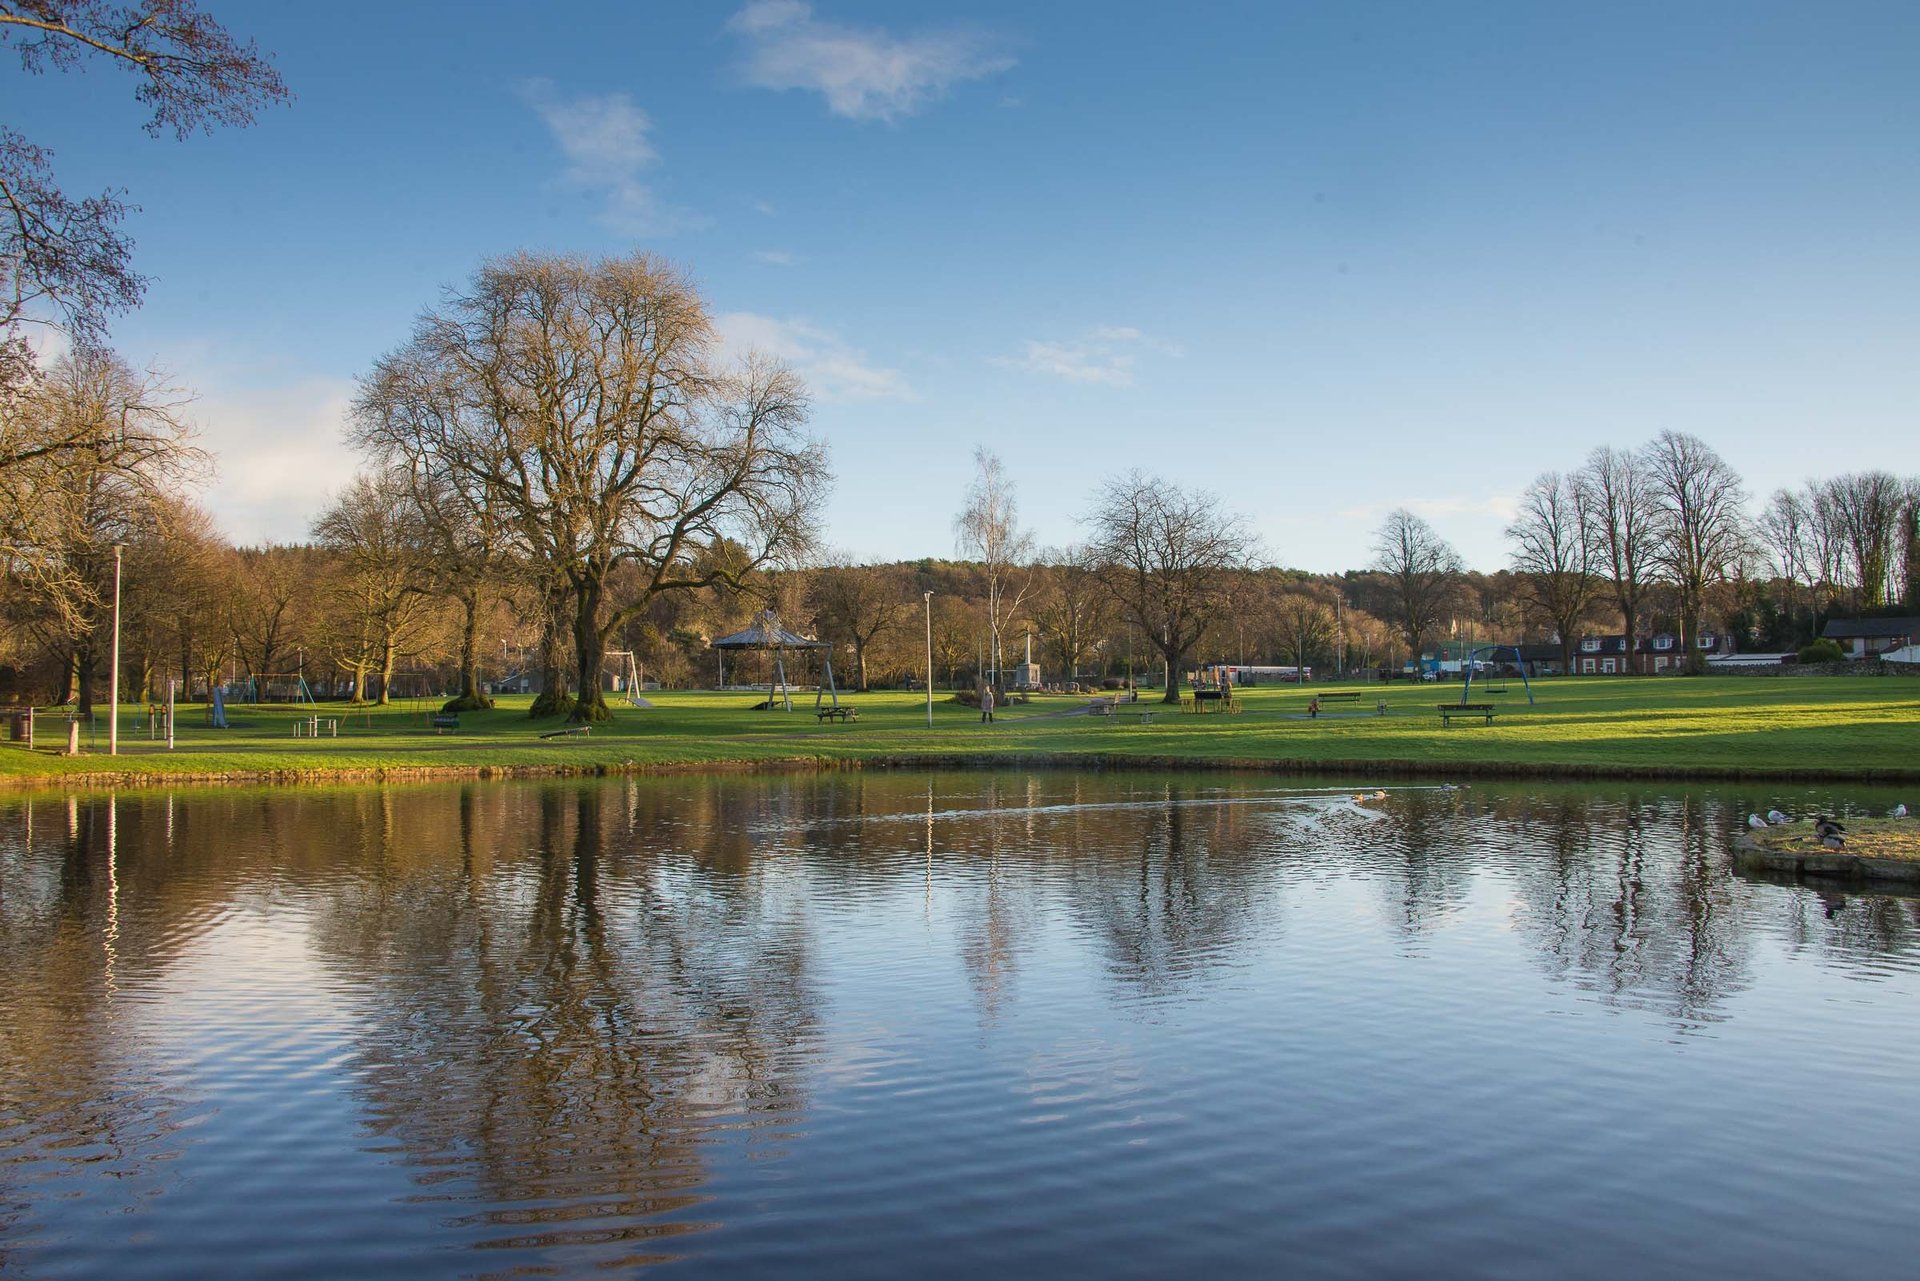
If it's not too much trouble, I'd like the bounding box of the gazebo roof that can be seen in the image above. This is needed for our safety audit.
[711,614,823,650]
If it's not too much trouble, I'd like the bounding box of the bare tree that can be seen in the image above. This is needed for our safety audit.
[1640,431,1748,671]
[1757,488,1815,637]
[808,560,909,691]
[1816,471,1906,609]
[953,447,1032,694]
[1028,544,1113,684]
[352,252,830,722]
[1505,472,1597,673]
[0,347,199,709]
[1273,584,1337,676]
[226,543,313,691]
[312,471,439,704]
[1369,508,1462,664]
[0,1,288,356]
[1084,474,1256,705]
[1575,446,1657,671]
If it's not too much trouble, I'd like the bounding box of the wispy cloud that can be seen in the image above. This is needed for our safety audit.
[518,79,697,235]
[716,312,913,402]
[726,1,1014,123]
[752,249,799,266]
[997,326,1183,388]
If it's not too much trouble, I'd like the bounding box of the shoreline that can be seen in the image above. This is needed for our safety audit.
[4,748,1918,793]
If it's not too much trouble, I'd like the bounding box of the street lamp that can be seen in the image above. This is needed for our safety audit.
[108,542,124,756]
[923,592,934,729]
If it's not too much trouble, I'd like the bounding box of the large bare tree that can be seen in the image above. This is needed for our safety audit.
[311,471,439,704]
[807,560,910,692]
[1575,445,1657,671]
[0,1,287,357]
[353,251,830,722]
[1084,474,1256,704]
[1369,508,1462,664]
[1815,471,1906,609]
[1028,544,1113,684]
[0,347,199,708]
[1640,430,1748,671]
[1505,471,1597,673]
[953,447,1032,694]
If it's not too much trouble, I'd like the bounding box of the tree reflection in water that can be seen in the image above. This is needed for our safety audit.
[1,775,1917,1276]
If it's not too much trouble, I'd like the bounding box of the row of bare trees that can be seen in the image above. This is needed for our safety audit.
[1501,432,1919,672]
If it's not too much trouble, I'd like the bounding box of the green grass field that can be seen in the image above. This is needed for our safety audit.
[1,674,1915,788]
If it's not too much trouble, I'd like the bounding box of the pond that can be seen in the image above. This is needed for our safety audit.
[2,773,1917,1278]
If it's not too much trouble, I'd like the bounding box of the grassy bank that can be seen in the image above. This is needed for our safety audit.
[0,674,1915,789]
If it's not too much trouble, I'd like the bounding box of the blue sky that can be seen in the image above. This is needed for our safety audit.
[10,0,1919,571]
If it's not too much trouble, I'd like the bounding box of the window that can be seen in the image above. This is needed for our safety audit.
[1580,637,1600,653]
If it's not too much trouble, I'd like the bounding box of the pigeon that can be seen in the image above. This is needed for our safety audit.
[1766,809,1789,825]
[1893,804,1909,819]
[1747,814,1768,830]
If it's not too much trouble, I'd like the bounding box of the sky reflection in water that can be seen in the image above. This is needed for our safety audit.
[2,774,1917,1279]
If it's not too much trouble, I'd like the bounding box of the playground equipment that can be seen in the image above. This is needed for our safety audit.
[1459,645,1537,705]
[711,612,824,711]
[605,650,652,707]
[229,673,315,704]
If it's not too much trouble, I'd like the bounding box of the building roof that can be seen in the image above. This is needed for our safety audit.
[1822,617,1920,640]
[711,614,823,650]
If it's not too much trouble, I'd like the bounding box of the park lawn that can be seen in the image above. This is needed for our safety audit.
[0,675,1913,787]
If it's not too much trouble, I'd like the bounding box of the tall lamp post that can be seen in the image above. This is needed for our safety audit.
[108,542,124,756]
[923,592,934,729]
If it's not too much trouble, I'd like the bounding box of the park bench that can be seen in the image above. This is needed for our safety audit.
[430,714,459,734]
[538,725,591,740]
[1438,703,1496,726]
[816,706,858,723]
[1314,692,1362,702]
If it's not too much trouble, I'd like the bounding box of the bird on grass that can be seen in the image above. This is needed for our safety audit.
[1814,816,1846,849]
[1893,804,1909,819]
[1766,809,1789,825]
[1747,813,1769,830]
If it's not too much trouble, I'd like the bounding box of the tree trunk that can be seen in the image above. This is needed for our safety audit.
[444,590,494,713]
[530,578,575,718]
[75,647,96,715]
[569,574,611,723]
[1159,645,1182,704]
[1620,602,1639,675]
[378,633,397,705]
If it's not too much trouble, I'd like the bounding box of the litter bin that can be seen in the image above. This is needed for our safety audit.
[5,710,26,741]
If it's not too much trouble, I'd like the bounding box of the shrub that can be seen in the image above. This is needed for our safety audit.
[1797,639,1845,664]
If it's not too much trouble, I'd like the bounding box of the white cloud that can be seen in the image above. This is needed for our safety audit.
[726,1,1014,123]
[518,79,696,235]
[998,326,1183,388]
[716,312,912,402]
[193,377,360,545]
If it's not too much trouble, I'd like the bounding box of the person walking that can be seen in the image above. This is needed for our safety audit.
[980,683,995,724]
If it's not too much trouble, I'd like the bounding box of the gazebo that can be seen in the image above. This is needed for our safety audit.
[711,612,831,711]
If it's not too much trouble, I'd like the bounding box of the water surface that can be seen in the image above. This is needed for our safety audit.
[2,774,1917,1278]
